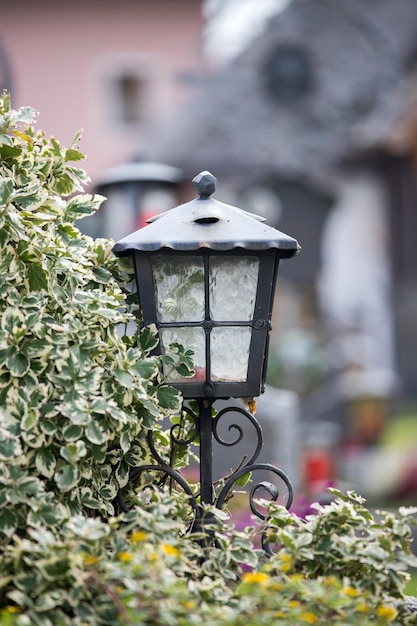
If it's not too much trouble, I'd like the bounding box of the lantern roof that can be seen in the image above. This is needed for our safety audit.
[112,171,300,257]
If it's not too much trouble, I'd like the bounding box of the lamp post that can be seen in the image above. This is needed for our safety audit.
[83,161,183,240]
[113,171,300,542]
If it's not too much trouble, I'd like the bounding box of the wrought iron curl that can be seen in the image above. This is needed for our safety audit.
[116,402,294,555]
[212,405,293,555]
[146,406,199,466]
[170,405,199,446]
[212,407,292,500]
[216,460,293,556]
[117,405,203,522]
[116,463,199,520]
[216,462,293,513]
[213,406,263,467]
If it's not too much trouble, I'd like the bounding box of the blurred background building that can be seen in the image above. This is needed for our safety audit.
[3,0,417,504]
[0,0,204,183]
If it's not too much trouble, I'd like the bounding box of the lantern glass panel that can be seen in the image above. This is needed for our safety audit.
[148,251,266,390]
[152,255,204,322]
[160,327,206,382]
[209,256,259,320]
[211,327,252,381]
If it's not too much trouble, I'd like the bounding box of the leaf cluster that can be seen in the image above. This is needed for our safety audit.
[1,491,417,625]
[265,489,417,599]
[0,90,182,535]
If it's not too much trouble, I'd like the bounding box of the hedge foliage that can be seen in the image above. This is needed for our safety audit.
[0,91,185,535]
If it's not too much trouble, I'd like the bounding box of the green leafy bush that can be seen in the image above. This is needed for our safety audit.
[1,491,417,625]
[0,493,248,626]
[0,90,182,535]
[265,489,417,597]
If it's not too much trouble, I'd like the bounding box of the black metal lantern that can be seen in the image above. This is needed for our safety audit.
[113,171,300,543]
[113,171,299,400]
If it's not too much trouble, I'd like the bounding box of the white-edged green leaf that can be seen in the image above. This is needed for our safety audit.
[21,429,46,449]
[156,386,181,411]
[138,325,159,353]
[7,351,30,377]
[62,423,84,441]
[28,263,48,290]
[64,194,102,220]
[130,359,158,380]
[60,440,87,463]
[35,448,57,478]
[80,491,102,510]
[65,147,85,162]
[1,308,26,334]
[66,515,109,540]
[113,368,134,388]
[115,460,130,487]
[0,509,17,537]
[21,410,38,431]
[85,421,106,445]
[120,431,131,453]
[55,464,79,491]
[0,429,22,460]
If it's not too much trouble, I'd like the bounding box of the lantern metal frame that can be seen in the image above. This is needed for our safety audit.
[131,246,279,400]
[113,171,300,546]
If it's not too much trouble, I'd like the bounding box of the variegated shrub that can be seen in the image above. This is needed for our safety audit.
[0,91,182,537]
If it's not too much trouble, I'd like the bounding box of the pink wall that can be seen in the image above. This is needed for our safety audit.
[0,0,204,185]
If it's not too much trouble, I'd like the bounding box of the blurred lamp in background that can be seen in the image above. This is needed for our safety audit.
[84,161,183,240]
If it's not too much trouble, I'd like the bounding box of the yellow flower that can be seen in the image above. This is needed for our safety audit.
[130,530,149,543]
[357,603,369,613]
[160,543,180,557]
[242,571,270,585]
[6,606,21,614]
[84,555,99,565]
[183,601,197,610]
[118,551,133,562]
[376,605,398,621]
[288,600,301,608]
[289,573,304,583]
[300,612,318,624]
[279,553,293,572]
[342,586,359,597]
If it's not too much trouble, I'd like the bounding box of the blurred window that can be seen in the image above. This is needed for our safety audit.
[262,44,313,105]
[114,72,145,125]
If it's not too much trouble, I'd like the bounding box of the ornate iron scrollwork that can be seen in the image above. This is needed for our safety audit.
[116,400,293,552]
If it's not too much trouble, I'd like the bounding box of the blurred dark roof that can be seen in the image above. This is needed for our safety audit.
[149,0,417,181]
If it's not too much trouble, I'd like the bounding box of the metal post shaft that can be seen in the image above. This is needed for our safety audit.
[198,399,214,506]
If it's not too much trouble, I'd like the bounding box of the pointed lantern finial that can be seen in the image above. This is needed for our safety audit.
[192,171,218,198]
